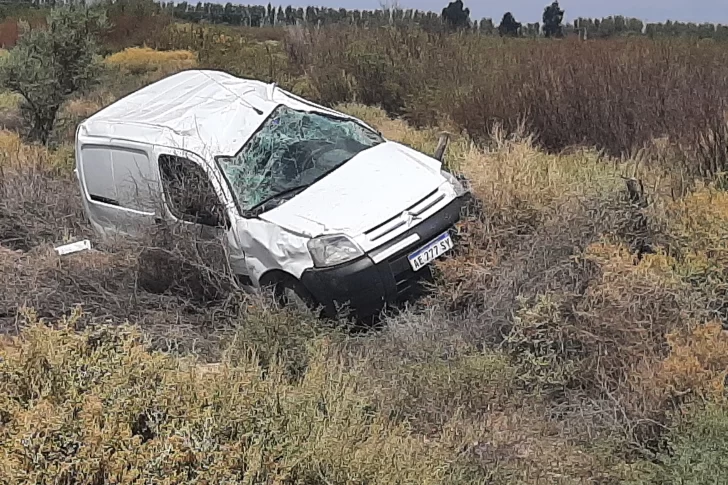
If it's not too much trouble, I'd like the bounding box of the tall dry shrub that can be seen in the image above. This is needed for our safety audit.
[295,27,728,160]
[453,38,728,158]
[286,25,452,116]
[100,12,172,53]
[0,18,19,48]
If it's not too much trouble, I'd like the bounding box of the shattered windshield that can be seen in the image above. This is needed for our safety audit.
[217,105,384,214]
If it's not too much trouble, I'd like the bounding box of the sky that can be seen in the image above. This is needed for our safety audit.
[254,0,728,25]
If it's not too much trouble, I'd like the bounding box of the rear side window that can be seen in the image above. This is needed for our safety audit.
[80,146,115,205]
[112,148,156,211]
[80,145,155,212]
[159,155,225,226]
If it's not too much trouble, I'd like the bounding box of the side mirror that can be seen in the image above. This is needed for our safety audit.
[433,132,450,163]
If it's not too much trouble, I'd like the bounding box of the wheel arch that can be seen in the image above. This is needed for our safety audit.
[258,268,319,311]
[258,268,302,289]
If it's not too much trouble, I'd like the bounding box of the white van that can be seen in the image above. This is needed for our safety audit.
[74,70,467,318]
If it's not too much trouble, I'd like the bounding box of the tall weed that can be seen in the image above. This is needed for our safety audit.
[293,27,728,162]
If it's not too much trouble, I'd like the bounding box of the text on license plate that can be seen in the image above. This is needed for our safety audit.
[408,232,453,271]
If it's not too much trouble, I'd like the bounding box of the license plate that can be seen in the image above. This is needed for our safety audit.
[408,232,453,271]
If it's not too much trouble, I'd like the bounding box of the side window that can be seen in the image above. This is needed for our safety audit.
[158,155,225,227]
[80,145,156,212]
[81,146,116,205]
[112,147,155,212]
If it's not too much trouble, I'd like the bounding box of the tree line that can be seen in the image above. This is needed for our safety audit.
[4,0,728,40]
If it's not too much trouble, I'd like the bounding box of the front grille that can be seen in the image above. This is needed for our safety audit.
[364,188,446,243]
[369,195,463,302]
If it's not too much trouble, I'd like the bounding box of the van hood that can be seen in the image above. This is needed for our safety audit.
[258,141,446,238]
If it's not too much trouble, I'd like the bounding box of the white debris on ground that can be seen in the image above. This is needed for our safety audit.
[54,239,92,256]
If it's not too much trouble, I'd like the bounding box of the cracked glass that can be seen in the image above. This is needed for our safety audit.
[217,105,384,215]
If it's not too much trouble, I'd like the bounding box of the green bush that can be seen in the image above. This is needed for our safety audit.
[649,404,728,484]
[0,6,105,144]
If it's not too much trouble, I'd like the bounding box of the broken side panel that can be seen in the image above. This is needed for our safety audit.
[233,216,313,283]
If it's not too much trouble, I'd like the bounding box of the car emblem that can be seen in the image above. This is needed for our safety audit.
[403,210,417,227]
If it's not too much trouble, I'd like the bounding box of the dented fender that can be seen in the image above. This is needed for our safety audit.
[231,215,313,285]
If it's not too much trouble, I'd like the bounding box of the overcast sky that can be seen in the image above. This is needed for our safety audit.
[256,0,727,24]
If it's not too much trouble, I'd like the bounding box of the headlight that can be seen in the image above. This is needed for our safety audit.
[307,234,364,268]
[441,169,467,196]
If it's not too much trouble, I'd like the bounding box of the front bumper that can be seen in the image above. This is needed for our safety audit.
[300,196,464,318]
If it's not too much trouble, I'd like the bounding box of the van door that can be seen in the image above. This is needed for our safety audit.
[76,139,160,237]
[155,151,247,287]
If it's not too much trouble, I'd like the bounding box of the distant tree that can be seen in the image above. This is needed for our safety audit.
[0,6,105,144]
[498,12,521,37]
[209,3,223,23]
[479,17,495,35]
[266,2,274,25]
[393,7,404,23]
[598,16,616,37]
[697,22,716,39]
[222,2,232,23]
[337,8,347,23]
[562,21,575,36]
[524,22,540,37]
[715,24,728,40]
[441,0,470,30]
[542,1,564,38]
[626,17,644,35]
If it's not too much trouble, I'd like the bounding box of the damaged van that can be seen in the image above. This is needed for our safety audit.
[74,70,467,318]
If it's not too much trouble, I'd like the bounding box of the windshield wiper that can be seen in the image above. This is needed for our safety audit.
[245,184,310,217]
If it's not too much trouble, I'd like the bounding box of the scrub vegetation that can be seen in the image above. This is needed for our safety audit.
[2,2,728,483]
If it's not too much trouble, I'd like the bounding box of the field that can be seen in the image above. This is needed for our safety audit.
[2,11,728,484]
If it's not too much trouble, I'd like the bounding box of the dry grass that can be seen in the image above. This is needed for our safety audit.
[1,65,728,481]
[63,98,102,119]
[0,312,473,485]
[287,26,728,169]
[103,46,197,76]
[0,90,22,132]
[347,105,727,455]
[649,321,728,403]
[0,90,20,110]
[0,129,73,171]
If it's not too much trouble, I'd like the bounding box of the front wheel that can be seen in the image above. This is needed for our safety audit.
[273,279,317,314]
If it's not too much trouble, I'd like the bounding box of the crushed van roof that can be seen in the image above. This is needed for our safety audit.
[78,69,370,157]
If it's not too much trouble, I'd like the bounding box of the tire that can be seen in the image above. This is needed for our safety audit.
[272,278,317,314]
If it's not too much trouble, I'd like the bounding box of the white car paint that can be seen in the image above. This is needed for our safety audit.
[74,69,463,292]
[257,141,444,236]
